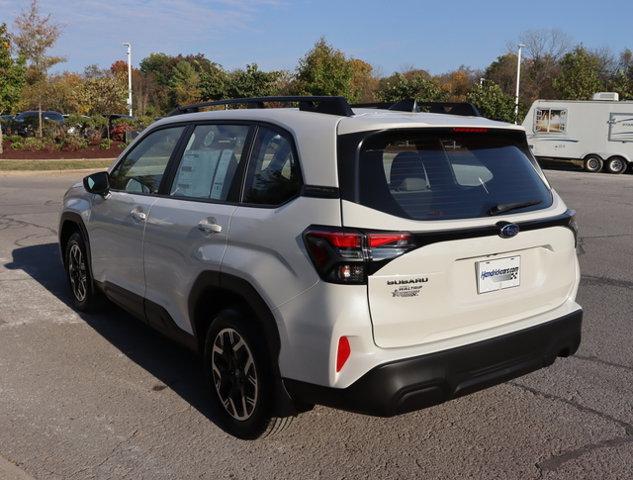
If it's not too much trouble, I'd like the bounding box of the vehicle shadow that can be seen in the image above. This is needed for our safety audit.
[4,242,216,424]
[538,159,584,172]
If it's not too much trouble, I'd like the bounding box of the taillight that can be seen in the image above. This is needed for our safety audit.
[303,226,415,284]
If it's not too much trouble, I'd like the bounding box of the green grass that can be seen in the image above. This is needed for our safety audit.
[0,159,113,171]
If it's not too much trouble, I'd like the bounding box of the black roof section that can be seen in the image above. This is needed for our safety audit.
[168,96,354,117]
[352,99,481,117]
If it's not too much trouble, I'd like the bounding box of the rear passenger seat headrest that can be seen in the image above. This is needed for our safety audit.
[390,152,426,190]
[398,177,428,192]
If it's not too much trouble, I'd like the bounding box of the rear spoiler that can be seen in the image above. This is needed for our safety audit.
[351,99,481,117]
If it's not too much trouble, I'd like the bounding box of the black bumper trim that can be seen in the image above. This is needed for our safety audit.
[284,309,582,417]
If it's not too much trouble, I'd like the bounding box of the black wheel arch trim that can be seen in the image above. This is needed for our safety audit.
[188,270,301,417]
[59,212,92,270]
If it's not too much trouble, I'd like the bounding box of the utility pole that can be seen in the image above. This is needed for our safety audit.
[123,42,133,117]
[514,43,525,124]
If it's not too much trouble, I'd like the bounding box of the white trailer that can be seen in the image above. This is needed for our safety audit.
[522,93,633,173]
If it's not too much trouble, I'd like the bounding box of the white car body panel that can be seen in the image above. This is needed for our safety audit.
[143,197,238,334]
[89,191,154,297]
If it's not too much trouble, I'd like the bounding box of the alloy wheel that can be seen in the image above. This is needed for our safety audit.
[211,328,259,421]
[68,243,88,302]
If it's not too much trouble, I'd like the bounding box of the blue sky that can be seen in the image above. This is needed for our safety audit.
[1,0,632,75]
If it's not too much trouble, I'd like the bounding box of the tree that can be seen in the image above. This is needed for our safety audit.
[484,54,517,97]
[170,59,202,106]
[198,64,228,101]
[436,66,478,101]
[132,68,156,117]
[520,29,572,64]
[610,49,633,100]
[377,70,446,102]
[0,23,26,154]
[348,58,378,102]
[293,38,355,98]
[110,60,127,77]
[140,52,227,112]
[466,80,515,122]
[225,64,281,99]
[17,72,83,114]
[515,29,572,104]
[11,0,65,137]
[75,66,127,116]
[554,47,604,100]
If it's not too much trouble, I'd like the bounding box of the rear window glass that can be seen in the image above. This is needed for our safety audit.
[356,130,552,220]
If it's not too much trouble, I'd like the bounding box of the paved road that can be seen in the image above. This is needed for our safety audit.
[0,169,631,480]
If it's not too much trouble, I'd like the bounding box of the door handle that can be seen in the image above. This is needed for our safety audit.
[130,207,147,222]
[197,217,222,234]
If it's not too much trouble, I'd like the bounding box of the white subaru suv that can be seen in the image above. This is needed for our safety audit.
[59,97,582,439]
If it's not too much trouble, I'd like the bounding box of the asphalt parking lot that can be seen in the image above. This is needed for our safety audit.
[0,168,631,480]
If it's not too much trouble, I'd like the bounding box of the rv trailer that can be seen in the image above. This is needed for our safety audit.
[522,92,633,173]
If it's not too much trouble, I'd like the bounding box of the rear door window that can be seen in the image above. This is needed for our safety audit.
[170,124,251,201]
[354,129,552,220]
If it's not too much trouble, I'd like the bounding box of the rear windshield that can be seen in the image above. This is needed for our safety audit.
[354,129,552,220]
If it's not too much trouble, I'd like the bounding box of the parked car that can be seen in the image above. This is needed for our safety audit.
[59,96,583,439]
[13,110,65,136]
[0,114,14,134]
[523,92,633,173]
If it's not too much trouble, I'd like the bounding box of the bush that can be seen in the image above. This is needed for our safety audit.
[65,114,105,144]
[99,139,112,150]
[22,137,48,151]
[41,120,66,141]
[111,118,136,142]
[61,135,89,151]
[8,137,56,151]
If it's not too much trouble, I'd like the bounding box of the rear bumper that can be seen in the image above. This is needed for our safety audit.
[284,309,582,417]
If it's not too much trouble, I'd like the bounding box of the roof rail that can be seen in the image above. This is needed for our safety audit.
[351,99,481,117]
[168,96,354,117]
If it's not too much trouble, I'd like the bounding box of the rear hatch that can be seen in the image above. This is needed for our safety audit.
[337,127,578,349]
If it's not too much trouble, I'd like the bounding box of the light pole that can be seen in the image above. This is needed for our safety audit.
[123,42,133,117]
[514,43,525,124]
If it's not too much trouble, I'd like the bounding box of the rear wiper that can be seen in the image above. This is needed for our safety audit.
[488,200,542,216]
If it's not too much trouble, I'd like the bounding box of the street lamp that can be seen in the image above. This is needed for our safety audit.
[514,43,525,124]
[123,42,133,117]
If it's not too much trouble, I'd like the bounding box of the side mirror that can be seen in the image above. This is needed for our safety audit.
[83,171,110,196]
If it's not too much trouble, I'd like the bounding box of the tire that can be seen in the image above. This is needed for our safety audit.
[64,232,103,312]
[606,156,628,174]
[583,155,603,173]
[203,308,293,439]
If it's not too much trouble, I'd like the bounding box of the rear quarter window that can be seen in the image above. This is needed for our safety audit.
[344,129,552,221]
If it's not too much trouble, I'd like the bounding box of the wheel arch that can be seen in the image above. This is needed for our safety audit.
[59,212,91,269]
[188,271,301,416]
[188,271,281,354]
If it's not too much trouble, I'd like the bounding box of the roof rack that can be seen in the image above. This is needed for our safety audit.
[351,99,481,117]
[168,96,354,117]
